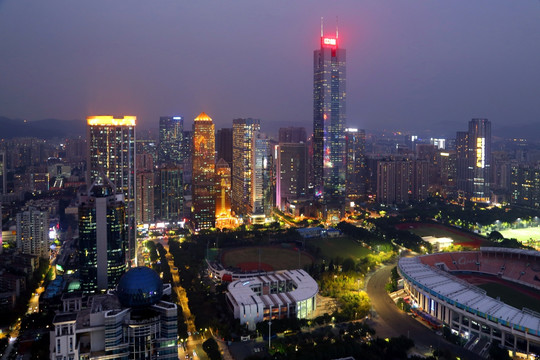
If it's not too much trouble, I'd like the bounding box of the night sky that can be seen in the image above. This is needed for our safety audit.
[1,0,539,135]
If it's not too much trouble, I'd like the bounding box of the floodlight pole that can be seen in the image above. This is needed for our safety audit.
[268,320,272,349]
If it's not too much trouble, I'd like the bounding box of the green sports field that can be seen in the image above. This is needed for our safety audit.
[477,282,540,313]
[221,246,313,271]
[499,228,540,242]
[307,236,372,261]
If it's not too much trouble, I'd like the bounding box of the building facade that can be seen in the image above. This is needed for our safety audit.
[158,116,184,166]
[232,118,260,218]
[313,29,346,198]
[87,116,136,265]
[192,112,216,230]
[345,128,366,199]
[16,207,49,259]
[78,182,126,293]
[159,166,184,222]
[275,143,308,210]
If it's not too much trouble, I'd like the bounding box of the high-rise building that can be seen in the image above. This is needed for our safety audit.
[279,127,307,144]
[158,116,183,166]
[345,128,366,199]
[215,158,232,219]
[0,151,6,195]
[216,128,233,166]
[232,118,260,218]
[160,166,183,222]
[87,116,136,265]
[456,119,492,202]
[136,171,154,224]
[78,181,126,293]
[16,207,49,259]
[275,143,307,210]
[192,112,216,230]
[252,133,272,222]
[313,26,346,198]
[376,158,429,204]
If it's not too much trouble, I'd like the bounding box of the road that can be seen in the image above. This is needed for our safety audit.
[366,263,477,359]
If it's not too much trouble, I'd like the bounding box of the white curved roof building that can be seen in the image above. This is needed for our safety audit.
[398,247,540,358]
[226,269,318,330]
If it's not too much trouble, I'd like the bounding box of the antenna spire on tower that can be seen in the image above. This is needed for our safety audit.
[321,17,324,37]
[336,16,339,38]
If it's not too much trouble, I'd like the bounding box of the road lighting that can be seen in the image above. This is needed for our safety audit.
[268,320,272,349]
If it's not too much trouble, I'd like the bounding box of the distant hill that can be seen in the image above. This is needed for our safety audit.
[0,116,85,139]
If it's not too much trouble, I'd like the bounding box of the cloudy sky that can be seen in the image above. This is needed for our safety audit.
[1,0,539,135]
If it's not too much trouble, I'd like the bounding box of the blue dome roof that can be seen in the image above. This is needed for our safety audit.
[117,267,163,308]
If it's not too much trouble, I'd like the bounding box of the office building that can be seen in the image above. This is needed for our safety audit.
[51,267,177,360]
[136,171,154,224]
[87,116,136,265]
[232,118,260,218]
[313,26,347,198]
[158,116,183,166]
[345,128,366,199]
[456,119,492,202]
[160,166,183,222]
[275,143,307,210]
[16,207,49,259]
[252,133,272,222]
[216,128,233,165]
[78,181,126,293]
[192,112,216,230]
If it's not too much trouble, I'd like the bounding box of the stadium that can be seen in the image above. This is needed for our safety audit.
[398,247,540,358]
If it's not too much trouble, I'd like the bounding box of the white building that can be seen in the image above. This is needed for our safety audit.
[16,206,49,259]
[226,269,318,330]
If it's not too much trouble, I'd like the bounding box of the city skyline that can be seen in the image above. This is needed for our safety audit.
[1,1,539,134]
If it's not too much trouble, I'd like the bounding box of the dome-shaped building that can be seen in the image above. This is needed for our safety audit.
[116,266,163,308]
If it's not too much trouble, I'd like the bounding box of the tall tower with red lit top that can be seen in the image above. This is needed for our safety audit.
[313,21,346,199]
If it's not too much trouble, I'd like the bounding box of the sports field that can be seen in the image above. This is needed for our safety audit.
[221,246,313,271]
[396,223,488,248]
[499,228,540,242]
[307,236,372,261]
[456,274,540,313]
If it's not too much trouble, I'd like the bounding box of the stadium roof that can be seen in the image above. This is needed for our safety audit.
[399,255,540,336]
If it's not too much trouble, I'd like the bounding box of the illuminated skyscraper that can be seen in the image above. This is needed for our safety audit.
[252,133,272,222]
[232,118,260,218]
[16,207,49,259]
[192,112,216,230]
[87,116,136,265]
[455,119,491,202]
[313,25,346,198]
[79,181,126,293]
[158,116,183,166]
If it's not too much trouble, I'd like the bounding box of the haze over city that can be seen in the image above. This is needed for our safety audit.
[1,0,539,134]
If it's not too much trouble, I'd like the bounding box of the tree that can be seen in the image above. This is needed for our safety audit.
[202,338,222,360]
[489,231,504,241]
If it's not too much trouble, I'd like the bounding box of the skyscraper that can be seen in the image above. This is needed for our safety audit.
[275,143,308,210]
[87,116,136,265]
[345,128,366,199]
[216,128,233,165]
[278,127,307,144]
[78,181,126,293]
[158,116,183,166]
[192,112,216,230]
[232,118,260,218]
[252,133,272,222]
[313,25,346,199]
[160,166,184,222]
[456,119,492,202]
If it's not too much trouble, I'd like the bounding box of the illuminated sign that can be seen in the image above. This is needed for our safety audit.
[476,137,485,168]
[173,116,182,120]
[87,116,136,126]
[323,38,337,46]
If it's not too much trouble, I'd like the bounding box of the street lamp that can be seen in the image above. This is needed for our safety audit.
[268,320,272,349]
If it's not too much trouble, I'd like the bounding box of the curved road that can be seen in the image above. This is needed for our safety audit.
[367,264,477,360]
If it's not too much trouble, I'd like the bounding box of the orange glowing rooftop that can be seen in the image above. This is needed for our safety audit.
[87,116,136,126]
[194,112,212,122]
